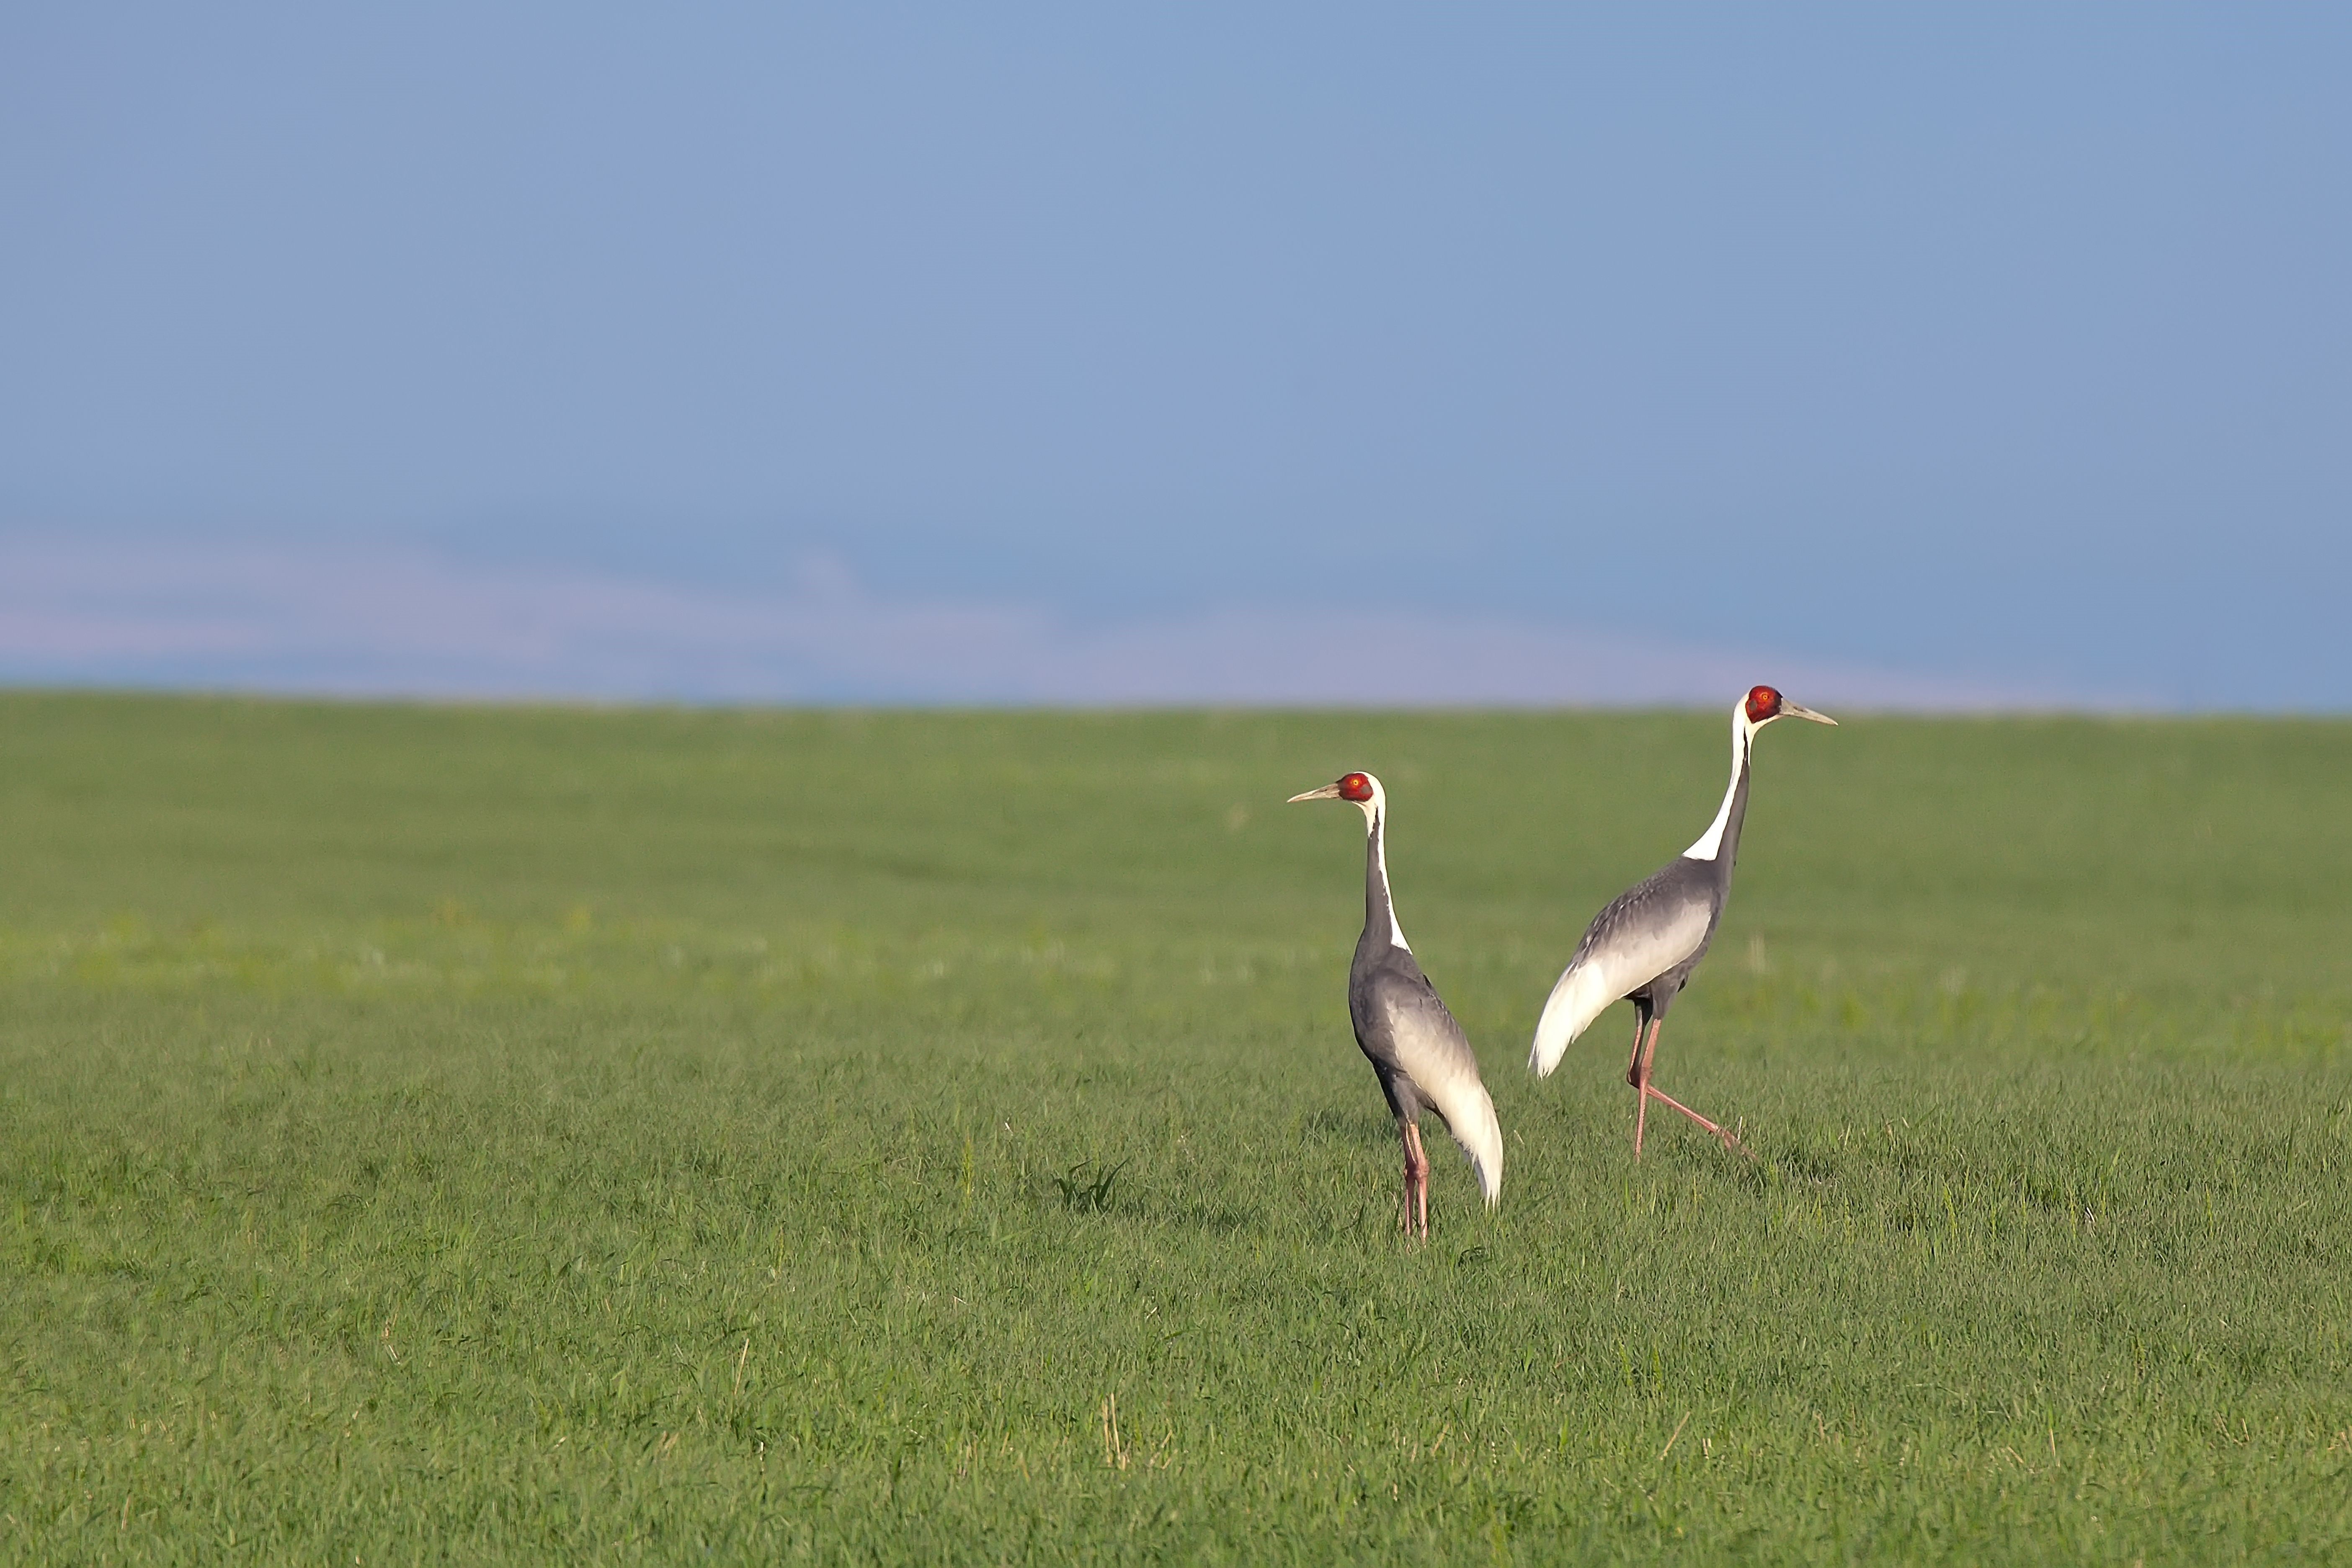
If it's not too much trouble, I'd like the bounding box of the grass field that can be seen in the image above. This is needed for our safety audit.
[2,692,2349,1563]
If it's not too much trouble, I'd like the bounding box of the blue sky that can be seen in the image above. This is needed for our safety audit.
[3,7,2347,705]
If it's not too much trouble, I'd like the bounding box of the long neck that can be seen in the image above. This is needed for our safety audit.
[1361,799,1411,952]
[1682,705,1754,866]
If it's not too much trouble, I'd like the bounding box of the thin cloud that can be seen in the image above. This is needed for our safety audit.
[0,539,2101,709]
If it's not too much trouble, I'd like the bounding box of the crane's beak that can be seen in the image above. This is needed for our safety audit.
[1781,700,1837,726]
[1287,781,1344,803]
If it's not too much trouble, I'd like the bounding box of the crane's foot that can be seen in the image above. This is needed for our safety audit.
[1396,1179,1429,1241]
[1643,1084,1756,1161]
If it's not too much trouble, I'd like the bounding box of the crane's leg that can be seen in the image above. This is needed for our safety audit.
[1398,1122,1411,1235]
[1635,1019,1753,1159]
[1643,1083,1751,1158]
[1399,1122,1431,1240]
[1631,1016,1661,1159]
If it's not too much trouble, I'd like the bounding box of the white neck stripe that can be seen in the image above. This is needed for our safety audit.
[1683,702,1754,861]
[1359,784,1411,951]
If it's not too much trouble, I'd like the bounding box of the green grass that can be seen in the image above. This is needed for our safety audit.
[2,692,2349,1563]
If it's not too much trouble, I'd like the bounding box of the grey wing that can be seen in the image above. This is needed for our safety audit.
[1583,872,1715,975]
[1529,863,1715,1075]
[1361,958,1504,1204]
[1362,960,1479,1101]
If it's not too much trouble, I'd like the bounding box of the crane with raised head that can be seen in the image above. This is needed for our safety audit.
[1528,686,1835,1158]
[1290,771,1503,1236]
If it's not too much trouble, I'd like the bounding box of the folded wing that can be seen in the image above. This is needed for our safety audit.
[1529,879,1712,1077]
[1373,970,1504,1205]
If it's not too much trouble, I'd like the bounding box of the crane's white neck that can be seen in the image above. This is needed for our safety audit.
[1683,702,1757,861]
[1357,781,1411,952]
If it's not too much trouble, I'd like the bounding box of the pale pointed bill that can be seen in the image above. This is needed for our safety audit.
[1780,701,1837,725]
[1287,783,1345,802]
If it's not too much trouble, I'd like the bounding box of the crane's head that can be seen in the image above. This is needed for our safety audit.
[1288,770,1384,825]
[1743,685,1836,731]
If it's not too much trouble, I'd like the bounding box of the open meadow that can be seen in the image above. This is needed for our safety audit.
[2,693,2348,1563]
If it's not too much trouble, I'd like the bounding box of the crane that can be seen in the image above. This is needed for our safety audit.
[1290,771,1503,1236]
[1528,686,1835,1158]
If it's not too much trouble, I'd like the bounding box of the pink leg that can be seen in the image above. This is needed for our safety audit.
[1631,1018,1752,1161]
[1643,1083,1753,1158]
[1400,1122,1432,1239]
[1398,1122,1413,1235]
[1631,1019,1659,1159]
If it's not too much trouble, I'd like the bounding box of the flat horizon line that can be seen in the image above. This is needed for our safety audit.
[4,680,2330,721]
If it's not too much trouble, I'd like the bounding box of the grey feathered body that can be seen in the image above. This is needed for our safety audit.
[1561,854,1729,1023]
[1350,943,1471,1125]
[1600,738,1747,1019]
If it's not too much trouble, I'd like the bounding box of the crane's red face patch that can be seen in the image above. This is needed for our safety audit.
[1744,685,1784,723]
[1338,773,1374,802]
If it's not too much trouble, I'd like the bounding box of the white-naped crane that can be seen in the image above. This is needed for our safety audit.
[1529,686,1835,1158]
[1290,771,1503,1236]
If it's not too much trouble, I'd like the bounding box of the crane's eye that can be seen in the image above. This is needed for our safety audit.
[1744,686,1782,722]
[1338,773,1374,802]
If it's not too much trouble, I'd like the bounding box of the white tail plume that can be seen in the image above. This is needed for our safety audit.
[1427,1072,1504,1207]
[1528,957,1615,1078]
